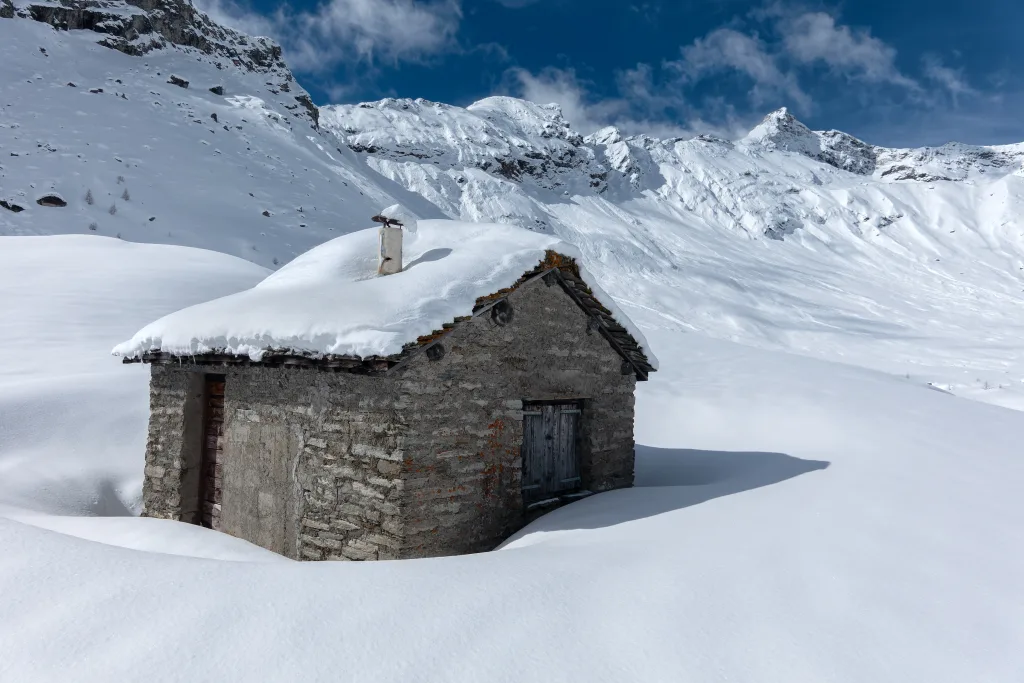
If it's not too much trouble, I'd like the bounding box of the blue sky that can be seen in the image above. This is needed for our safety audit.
[198,0,1024,147]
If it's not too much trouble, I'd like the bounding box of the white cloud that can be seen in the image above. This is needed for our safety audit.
[507,66,747,139]
[508,67,623,134]
[671,27,813,111]
[922,55,977,103]
[195,0,462,74]
[778,12,918,89]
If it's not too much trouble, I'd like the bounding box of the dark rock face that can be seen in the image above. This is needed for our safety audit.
[36,194,68,207]
[208,85,224,96]
[0,0,14,19]
[0,199,25,212]
[294,94,319,129]
[20,0,283,70]
[817,130,878,176]
[167,74,188,88]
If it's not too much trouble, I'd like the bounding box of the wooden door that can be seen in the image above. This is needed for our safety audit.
[199,376,225,529]
[522,402,581,504]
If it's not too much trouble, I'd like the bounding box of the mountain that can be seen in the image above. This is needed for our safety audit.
[3,1,1024,406]
[2,7,1024,683]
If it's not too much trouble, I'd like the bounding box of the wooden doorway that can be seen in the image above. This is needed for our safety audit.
[521,401,582,504]
[199,375,225,529]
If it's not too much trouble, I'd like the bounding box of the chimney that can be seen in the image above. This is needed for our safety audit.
[372,213,403,275]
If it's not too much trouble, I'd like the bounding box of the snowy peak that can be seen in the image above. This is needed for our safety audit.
[742,107,820,155]
[741,107,876,174]
[740,105,1024,181]
[321,96,607,198]
[584,126,624,146]
[467,96,582,144]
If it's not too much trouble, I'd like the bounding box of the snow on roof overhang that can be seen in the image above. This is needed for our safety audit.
[130,250,656,381]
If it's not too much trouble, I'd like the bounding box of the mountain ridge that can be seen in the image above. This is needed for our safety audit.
[3,2,1024,405]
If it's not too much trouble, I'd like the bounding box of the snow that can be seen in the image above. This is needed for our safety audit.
[2,258,1023,681]
[113,220,654,363]
[0,235,266,516]
[377,202,419,233]
[2,6,1024,682]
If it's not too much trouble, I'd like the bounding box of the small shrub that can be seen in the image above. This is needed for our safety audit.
[121,189,130,201]
[85,189,94,205]
[116,175,125,184]
[88,222,97,231]
[108,203,117,215]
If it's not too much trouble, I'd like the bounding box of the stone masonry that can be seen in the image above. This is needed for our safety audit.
[141,271,638,560]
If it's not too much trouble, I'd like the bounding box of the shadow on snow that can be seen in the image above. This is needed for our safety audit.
[506,446,830,535]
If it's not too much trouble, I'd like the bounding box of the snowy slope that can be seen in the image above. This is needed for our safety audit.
[0,240,1022,682]
[0,235,266,516]
[0,5,438,267]
[323,99,1024,407]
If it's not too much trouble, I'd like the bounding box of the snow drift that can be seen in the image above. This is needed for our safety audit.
[113,220,655,363]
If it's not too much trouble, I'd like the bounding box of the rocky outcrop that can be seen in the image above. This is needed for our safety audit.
[817,130,877,175]
[20,0,283,70]
[5,0,320,128]
[294,94,319,129]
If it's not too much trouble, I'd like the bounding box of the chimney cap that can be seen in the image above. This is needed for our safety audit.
[372,204,418,233]
[372,214,404,228]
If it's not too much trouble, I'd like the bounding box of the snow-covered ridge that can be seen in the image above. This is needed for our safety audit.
[322,97,1024,241]
[113,220,656,365]
[742,107,1024,181]
[5,0,319,127]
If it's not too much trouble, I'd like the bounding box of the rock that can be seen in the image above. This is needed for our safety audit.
[89,88,103,94]
[262,210,270,217]
[0,199,25,213]
[66,82,76,87]
[148,216,156,221]
[36,194,67,207]
[17,0,318,129]
[210,112,218,122]
[168,74,189,88]
[294,94,319,129]
[0,0,14,19]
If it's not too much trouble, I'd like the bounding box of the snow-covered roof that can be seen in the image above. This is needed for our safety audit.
[113,220,657,373]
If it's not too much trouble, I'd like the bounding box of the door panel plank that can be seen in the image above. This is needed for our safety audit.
[522,401,582,503]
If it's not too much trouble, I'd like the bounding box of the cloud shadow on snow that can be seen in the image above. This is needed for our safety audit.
[507,447,830,535]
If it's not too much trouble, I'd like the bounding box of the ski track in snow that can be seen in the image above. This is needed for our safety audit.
[1,7,1023,683]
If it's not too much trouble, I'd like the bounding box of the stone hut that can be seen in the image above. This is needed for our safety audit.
[115,221,657,560]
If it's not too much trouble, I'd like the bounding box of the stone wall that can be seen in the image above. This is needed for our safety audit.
[142,365,408,561]
[140,272,637,561]
[142,367,204,520]
[222,367,407,561]
[395,275,637,558]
